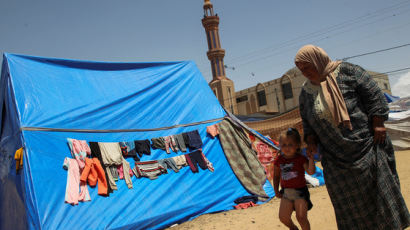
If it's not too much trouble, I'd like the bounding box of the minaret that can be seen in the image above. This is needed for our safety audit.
[202,0,237,114]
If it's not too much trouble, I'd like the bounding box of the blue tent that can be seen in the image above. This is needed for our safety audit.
[384,93,400,103]
[0,54,275,230]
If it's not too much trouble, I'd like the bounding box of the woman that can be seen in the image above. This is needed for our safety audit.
[295,44,410,230]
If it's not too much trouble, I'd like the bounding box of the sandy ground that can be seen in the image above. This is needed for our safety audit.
[168,150,410,230]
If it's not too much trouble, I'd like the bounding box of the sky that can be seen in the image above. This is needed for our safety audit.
[1,0,410,97]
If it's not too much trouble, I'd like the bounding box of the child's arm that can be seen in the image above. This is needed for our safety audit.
[304,151,316,175]
[273,165,282,198]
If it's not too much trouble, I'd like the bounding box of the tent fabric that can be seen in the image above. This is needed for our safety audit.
[388,96,410,112]
[385,115,410,151]
[388,110,410,121]
[0,53,274,230]
[226,111,279,150]
[386,97,410,150]
[384,93,400,103]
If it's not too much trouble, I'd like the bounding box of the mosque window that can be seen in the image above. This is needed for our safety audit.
[282,83,293,99]
[257,90,267,106]
[236,95,248,103]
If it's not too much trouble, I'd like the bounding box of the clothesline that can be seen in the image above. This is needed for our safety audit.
[21,117,224,133]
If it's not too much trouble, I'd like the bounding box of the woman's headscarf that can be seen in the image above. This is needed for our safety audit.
[295,45,352,130]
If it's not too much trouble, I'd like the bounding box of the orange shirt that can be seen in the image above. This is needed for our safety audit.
[80,158,108,195]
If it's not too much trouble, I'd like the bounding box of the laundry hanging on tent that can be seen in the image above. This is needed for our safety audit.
[151,130,202,153]
[206,124,220,138]
[120,141,140,161]
[63,135,214,204]
[131,149,214,180]
[158,158,179,173]
[164,136,177,153]
[110,167,119,181]
[217,118,269,200]
[172,155,188,169]
[174,134,187,152]
[132,160,168,180]
[80,157,108,195]
[117,164,134,180]
[96,142,133,190]
[134,140,151,156]
[96,142,122,190]
[67,138,90,168]
[89,142,114,194]
[64,140,134,204]
[120,157,133,189]
[208,122,276,183]
[185,149,214,173]
[63,157,91,205]
[151,137,166,150]
[65,129,206,194]
[184,130,203,150]
[64,138,92,204]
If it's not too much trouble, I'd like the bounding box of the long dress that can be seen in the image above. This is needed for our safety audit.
[299,62,410,230]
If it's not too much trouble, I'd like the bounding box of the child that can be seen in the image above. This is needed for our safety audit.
[273,128,316,230]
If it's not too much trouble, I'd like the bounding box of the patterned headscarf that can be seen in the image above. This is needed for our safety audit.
[295,45,352,130]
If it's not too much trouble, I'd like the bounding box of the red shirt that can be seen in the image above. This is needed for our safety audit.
[274,154,307,189]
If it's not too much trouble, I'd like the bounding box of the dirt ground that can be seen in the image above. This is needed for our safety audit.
[168,150,410,230]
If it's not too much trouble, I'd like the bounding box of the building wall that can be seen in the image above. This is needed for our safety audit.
[368,71,392,94]
[235,67,392,115]
[210,78,238,114]
[235,67,305,115]
[236,80,282,115]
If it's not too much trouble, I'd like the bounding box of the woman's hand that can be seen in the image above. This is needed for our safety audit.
[373,116,387,144]
[276,192,282,199]
[305,134,318,155]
